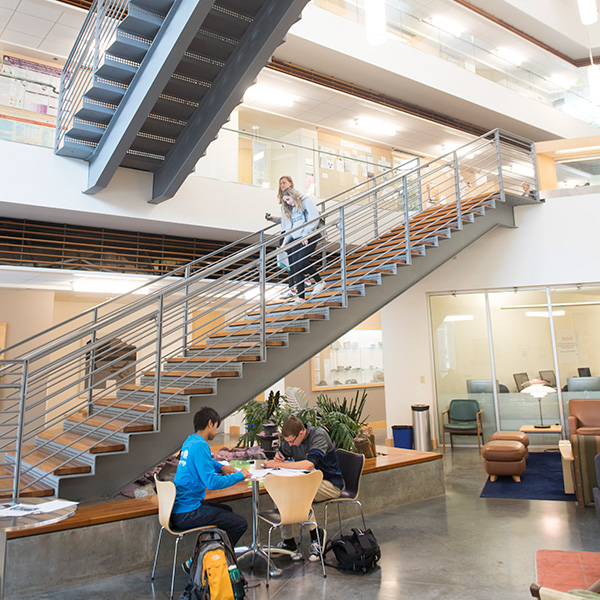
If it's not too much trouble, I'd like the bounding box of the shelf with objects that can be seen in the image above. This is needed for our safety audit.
[311,327,384,391]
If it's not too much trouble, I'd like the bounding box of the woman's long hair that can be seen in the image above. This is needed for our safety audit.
[281,188,304,219]
[277,175,294,204]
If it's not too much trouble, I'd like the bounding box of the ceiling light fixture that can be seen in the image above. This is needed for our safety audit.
[428,16,463,38]
[354,117,398,136]
[71,276,150,295]
[524,310,566,318]
[365,0,387,46]
[494,47,524,67]
[587,63,600,104]
[577,0,598,25]
[243,84,295,107]
[443,314,474,322]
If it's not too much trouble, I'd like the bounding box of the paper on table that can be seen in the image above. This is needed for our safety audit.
[0,503,43,517]
[34,500,78,513]
[248,468,308,479]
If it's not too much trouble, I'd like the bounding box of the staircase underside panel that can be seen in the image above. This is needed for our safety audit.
[56,202,515,501]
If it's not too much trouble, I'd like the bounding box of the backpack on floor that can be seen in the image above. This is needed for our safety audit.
[179,528,246,600]
[324,528,381,573]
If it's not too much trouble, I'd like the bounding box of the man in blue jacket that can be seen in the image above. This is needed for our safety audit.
[171,407,249,571]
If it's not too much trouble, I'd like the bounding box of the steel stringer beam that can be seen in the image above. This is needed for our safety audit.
[149,0,310,204]
[85,0,217,195]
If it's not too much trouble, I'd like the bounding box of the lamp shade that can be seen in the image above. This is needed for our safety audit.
[520,379,556,398]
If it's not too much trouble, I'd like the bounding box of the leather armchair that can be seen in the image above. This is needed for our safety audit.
[571,435,600,507]
[568,399,600,436]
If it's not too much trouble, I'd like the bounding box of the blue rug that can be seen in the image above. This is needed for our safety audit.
[480,451,576,501]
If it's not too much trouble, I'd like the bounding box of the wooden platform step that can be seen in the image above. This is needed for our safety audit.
[36,429,125,454]
[230,313,326,328]
[67,411,154,433]
[149,369,240,378]
[166,355,261,364]
[190,340,285,350]
[93,397,187,413]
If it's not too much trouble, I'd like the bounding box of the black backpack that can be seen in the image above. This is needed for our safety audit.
[179,528,246,600]
[324,528,381,573]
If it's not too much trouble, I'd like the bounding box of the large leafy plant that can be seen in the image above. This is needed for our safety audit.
[236,390,286,447]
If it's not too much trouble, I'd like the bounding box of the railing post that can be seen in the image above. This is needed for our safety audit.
[371,175,379,239]
[12,360,28,502]
[87,307,98,415]
[93,0,102,73]
[259,232,266,362]
[494,129,506,202]
[453,151,463,231]
[153,297,164,433]
[339,207,348,308]
[530,140,540,201]
[402,176,412,266]
[182,264,191,354]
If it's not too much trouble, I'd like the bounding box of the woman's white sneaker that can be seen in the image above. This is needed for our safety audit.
[310,281,325,296]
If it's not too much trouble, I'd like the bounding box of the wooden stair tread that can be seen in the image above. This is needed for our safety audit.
[0,466,54,498]
[150,370,240,378]
[68,412,154,433]
[230,313,326,327]
[166,355,260,363]
[190,340,285,349]
[208,326,308,337]
[119,384,213,395]
[36,430,125,454]
[15,448,91,476]
[93,397,186,413]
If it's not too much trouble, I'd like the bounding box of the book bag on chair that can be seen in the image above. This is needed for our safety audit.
[179,528,246,600]
[324,528,381,573]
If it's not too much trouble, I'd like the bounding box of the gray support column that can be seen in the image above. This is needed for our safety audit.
[546,287,566,438]
[484,291,501,431]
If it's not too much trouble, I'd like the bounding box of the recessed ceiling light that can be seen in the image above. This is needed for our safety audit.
[243,84,296,107]
[549,74,576,89]
[577,0,598,25]
[353,117,399,136]
[365,0,387,46]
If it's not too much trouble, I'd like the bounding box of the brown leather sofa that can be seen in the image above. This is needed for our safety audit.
[568,399,600,436]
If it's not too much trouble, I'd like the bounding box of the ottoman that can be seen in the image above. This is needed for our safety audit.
[482,440,527,482]
[489,431,530,457]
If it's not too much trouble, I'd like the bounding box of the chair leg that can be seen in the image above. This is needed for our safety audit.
[337,504,343,539]
[442,430,446,454]
[313,523,327,578]
[324,502,329,539]
[356,501,366,531]
[266,527,273,588]
[170,535,182,600]
[151,526,164,580]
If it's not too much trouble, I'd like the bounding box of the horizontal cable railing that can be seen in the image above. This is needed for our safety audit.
[0,128,538,498]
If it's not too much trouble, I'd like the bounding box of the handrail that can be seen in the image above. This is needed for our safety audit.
[0,128,539,499]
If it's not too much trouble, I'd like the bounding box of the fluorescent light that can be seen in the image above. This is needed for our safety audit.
[494,47,524,66]
[587,64,600,103]
[525,311,566,318]
[428,16,463,37]
[578,0,598,24]
[556,144,600,154]
[354,117,399,136]
[509,162,535,177]
[443,314,474,322]
[71,276,150,295]
[549,74,576,89]
[243,84,295,107]
[365,0,386,46]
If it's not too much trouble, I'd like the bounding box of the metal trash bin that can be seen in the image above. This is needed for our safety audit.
[412,404,432,451]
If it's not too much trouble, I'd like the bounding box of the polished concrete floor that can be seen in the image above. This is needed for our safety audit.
[18,449,600,600]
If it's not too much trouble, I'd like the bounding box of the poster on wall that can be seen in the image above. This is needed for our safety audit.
[0,55,61,116]
[557,330,580,363]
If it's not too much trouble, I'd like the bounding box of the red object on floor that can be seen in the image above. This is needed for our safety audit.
[536,550,600,592]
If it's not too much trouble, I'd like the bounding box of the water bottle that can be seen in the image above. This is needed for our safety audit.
[228,564,245,599]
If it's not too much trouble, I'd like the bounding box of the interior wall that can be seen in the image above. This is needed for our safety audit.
[381,191,600,437]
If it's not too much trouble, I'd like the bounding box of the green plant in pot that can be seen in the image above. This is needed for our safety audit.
[236,390,286,448]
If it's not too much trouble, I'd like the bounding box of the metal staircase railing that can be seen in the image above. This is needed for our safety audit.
[55,0,130,155]
[0,129,538,499]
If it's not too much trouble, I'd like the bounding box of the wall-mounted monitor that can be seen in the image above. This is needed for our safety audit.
[578,367,592,378]
[513,372,529,391]
[539,370,557,388]
[567,377,600,392]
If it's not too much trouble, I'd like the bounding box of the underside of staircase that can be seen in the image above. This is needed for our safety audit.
[4,192,534,501]
[55,0,310,202]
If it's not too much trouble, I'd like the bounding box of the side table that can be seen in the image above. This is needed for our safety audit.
[0,498,77,598]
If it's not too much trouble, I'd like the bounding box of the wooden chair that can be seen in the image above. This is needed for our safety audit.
[151,475,217,600]
[258,470,326,586]
[324,449,366,538]
[442,399,484,454]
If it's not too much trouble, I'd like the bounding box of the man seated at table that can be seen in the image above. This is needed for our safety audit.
[171,406,250,572]
[264,415,343,561]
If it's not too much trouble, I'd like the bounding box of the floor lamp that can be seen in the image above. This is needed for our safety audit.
[521,379,556,428]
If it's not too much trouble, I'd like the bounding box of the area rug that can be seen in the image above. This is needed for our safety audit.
[480,451,576,501]
[536,550,600,592]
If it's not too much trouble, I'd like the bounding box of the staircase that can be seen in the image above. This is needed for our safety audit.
[0,129,540,501]
[54,0,310,202]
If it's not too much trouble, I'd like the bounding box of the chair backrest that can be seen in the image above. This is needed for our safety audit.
[263,470,323,525]
[155,475,177,531]
[336,448,364,500]
[569,399,600,427]
[595,453,600,489]
[513,372,529,391]
[448,399,480,422]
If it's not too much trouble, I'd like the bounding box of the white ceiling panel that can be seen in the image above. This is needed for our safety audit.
[18,0,62,22]
[7,11,54,37]
[1,28,43,47]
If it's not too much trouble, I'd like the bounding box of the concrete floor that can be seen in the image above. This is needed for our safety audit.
[18,449,600,600]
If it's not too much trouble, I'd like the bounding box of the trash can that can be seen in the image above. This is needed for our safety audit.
[412,404,432,451]
[392,425,413,449]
